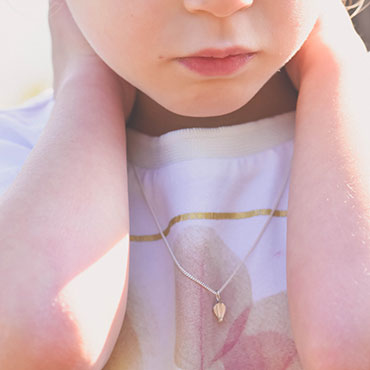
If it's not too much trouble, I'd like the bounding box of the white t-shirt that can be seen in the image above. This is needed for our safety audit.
[0,89,302,369]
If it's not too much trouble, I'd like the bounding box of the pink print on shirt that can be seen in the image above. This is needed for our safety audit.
[173,225,301,370]
[103,224,301,369]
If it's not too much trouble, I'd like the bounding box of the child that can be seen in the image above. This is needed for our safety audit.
[0,0,369,368]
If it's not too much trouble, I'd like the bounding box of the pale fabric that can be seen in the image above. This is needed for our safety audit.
[0,89,302,369]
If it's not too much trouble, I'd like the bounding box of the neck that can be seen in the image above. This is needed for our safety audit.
[127,68,298,137]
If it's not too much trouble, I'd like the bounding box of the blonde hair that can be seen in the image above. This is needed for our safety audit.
[344,0,370,17]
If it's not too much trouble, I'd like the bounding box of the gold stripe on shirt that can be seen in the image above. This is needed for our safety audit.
[130,209,287,242]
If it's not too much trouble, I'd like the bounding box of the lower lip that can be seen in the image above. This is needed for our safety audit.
[177,53,255,77]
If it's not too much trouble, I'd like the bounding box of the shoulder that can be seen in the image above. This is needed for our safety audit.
[0,89,54,197]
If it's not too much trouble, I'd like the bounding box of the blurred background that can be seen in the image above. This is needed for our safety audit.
[0,0,369,110]
[0,0,52,109]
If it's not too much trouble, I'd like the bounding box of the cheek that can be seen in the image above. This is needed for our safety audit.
[66,1,159,88]
[65,0,110,57]
[263,0,320,63]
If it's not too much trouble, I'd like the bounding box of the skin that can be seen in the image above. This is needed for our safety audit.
[65,0,321,136]
[4,0,364,369]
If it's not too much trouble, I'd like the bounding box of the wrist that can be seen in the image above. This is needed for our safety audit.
[299,47,368,90]
[54,58,124,103]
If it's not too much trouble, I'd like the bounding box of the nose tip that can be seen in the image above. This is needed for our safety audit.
[184,0,253,17]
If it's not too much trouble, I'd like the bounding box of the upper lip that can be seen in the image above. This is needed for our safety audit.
[185,46,254,58]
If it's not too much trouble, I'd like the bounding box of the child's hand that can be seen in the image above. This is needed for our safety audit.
[284,0,368,90]
[48,0,137,121]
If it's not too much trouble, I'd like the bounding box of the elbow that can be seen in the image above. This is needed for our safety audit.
[0,321,101,370]
[0,344,98,370]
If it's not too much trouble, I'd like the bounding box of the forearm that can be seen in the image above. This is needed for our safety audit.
[0,63,130,369]
[287,51,370,369]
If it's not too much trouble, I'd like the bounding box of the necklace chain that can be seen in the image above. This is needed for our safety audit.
[132,161,291,320]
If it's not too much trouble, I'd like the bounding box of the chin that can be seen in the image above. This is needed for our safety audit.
[154,88,258,118]
[169,102,246,118]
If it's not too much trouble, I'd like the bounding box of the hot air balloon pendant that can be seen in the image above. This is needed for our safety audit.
[213,292,226,323]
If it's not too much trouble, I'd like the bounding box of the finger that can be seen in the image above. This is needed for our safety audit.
[316,0,349,34]
[316,0,360,43]
[313,0,367,58]
[49,0,66,18]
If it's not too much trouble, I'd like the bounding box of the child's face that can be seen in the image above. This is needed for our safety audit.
[66,0,320,117]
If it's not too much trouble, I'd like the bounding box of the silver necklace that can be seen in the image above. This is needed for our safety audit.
[132,161,291,323]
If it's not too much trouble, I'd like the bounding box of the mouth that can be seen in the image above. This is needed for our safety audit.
[176,46,256,77]
[185,46,255,58]
[177,52,256,77]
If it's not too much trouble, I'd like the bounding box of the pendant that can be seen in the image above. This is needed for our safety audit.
[213,292,226,323]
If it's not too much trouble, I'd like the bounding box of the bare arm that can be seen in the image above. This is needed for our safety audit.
[0,0,136,367]
[0,63,130,369]
[286,2,370,368]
